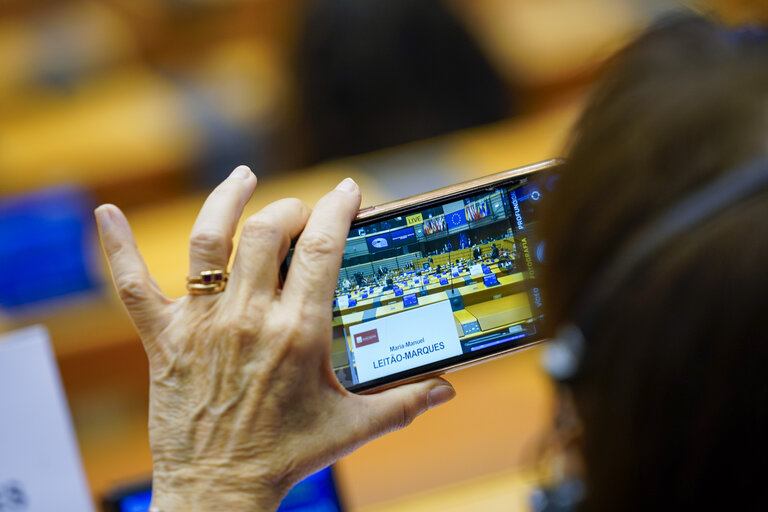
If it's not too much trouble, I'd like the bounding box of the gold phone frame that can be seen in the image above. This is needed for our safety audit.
[340,158,563,393]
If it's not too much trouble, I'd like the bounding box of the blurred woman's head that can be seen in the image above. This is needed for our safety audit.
[543,15,768,510]
[293,0,512,165]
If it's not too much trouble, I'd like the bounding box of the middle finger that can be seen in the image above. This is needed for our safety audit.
[228,197,312,297]
[281,178,361,315]
[188,165,257,279]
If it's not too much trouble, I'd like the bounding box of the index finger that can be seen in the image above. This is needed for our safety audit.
[281,178,360,313]
[95,204,170,365]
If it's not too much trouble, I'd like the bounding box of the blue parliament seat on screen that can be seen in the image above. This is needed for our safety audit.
[347,299,357,307]
[394,288,404,297]
[361,293,368,299]
[482,265,492,275]
[483,274,500,287]
[403,293,418,308]
[439,277,449,285]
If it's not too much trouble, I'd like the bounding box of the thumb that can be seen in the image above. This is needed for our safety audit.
[361,378,456,437]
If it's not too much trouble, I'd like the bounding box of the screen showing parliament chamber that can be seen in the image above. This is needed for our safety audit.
[331,177,547,390]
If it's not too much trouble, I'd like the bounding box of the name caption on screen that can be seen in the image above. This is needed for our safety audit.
[374,341,447,369]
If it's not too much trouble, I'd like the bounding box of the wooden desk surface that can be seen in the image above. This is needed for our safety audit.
[358,467,541,512]
[336,345,554,509]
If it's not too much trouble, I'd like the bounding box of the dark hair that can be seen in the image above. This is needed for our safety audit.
[542,16,768,510]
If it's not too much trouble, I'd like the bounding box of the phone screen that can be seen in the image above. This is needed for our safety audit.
[288,170,552,392]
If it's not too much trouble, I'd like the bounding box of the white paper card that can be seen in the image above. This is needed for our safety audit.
[349,300,463,383]
[0,325,94,512]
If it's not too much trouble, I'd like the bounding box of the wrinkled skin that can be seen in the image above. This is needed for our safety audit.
[95,167,455,511]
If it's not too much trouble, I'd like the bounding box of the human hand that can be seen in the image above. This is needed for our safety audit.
[95,166,456,512]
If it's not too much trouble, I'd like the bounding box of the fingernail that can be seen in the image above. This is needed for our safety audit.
[230,165,252,179]
[427,385,456,409]
[94,206,111,231]
[336,177,357,192]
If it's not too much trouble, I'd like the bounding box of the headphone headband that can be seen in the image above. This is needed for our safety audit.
[545,155,768,382]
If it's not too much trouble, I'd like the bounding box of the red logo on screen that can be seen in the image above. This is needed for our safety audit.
[354,329,380,348]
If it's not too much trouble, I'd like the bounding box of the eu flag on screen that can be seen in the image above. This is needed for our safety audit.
[445,210,467,229]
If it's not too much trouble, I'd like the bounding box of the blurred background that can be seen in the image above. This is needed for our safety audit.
[0,0,756,510]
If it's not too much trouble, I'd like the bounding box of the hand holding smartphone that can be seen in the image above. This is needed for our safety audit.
[285,159,562,393]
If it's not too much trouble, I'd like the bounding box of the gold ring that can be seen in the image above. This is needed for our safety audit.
[186,269,228,295]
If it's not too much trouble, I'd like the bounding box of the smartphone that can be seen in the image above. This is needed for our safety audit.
[286,159,562,393]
